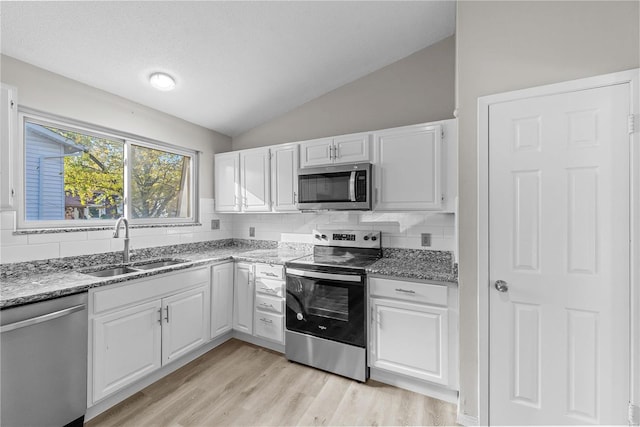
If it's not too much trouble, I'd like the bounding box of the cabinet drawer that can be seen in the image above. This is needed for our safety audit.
[369,277,447,306]
[255,263,284,280]
[92,267,210,314]
[254,312,284,343]
[255,278,284,297]
[255,293,284,314]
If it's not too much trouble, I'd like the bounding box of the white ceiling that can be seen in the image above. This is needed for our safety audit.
[0,1,455,137]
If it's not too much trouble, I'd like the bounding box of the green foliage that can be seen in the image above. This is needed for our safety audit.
[130,145,190,218]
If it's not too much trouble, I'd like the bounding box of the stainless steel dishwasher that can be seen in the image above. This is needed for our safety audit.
[1,292,88,427]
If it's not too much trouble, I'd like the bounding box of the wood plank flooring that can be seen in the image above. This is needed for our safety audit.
[85,339,458,426]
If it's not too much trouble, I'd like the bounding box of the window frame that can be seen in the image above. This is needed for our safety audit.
[16,107,199,230]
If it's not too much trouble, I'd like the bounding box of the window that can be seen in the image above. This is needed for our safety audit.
[19,111,197,228]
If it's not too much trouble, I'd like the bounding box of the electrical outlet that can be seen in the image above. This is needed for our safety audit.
[421,233,431,247]
[249,226,255,237]
[211,219,220,230]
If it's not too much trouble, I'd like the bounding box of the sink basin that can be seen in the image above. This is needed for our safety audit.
[85,266,140,277]
[133,259,188,270]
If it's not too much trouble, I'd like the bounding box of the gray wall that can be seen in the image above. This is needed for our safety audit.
[232,35,455,149]
[455,0,639,419]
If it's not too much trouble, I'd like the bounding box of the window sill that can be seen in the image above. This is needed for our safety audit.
[14,223,203,235]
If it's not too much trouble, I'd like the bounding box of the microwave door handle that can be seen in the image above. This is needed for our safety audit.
[349,171,356,202]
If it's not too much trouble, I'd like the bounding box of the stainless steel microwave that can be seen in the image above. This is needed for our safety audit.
[297,162,372,210]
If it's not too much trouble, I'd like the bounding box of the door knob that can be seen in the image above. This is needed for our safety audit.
[296,313,304,321]
[495,280,509,292]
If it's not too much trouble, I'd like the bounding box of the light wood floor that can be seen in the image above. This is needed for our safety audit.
[85,339,458,427]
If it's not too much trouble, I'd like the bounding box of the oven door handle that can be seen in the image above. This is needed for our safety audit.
[286,268,362,282]
[349,171,356,202]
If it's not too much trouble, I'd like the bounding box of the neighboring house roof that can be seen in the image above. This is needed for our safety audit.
[27,124,86,154]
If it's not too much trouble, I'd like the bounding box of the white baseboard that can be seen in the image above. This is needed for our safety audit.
[456,410,479,426]
[85,332,233,421]
[369,368,458,404]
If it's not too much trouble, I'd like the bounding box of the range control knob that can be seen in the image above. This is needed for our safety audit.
[371,236,377,241]
[321,234,327,240]
[296,313,304,321]
[363,235,370,241]
[314,234,321,240]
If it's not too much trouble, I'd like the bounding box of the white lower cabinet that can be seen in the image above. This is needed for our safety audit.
[89,267,210,404]
[211,262,234,339]
[370,298,448,385]
[92,300,162,402]
[368,276,458,390]
[233,262,254,334]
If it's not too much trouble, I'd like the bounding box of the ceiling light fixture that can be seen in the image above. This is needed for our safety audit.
[149,72,176,91]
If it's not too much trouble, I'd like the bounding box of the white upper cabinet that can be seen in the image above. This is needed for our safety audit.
[300,132,371,168]
[373,122,449,211]
[270,143,299,212]
[240,147,271,212]
[1,83,16,210]
[214,152,240,212]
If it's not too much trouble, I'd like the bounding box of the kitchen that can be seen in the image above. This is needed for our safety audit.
[0,1,638,426]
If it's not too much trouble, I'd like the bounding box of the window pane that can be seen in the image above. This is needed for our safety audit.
[25,121,124,220]
[130,144,191,219]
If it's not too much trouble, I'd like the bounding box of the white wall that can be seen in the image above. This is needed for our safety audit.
[232,35,455,150]
[0,56,234,263]
[455,1,639,420]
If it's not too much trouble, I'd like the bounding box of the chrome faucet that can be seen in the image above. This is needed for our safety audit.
[113,217,130,263]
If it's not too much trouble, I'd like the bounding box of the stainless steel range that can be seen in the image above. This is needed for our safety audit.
[284,229,382,382]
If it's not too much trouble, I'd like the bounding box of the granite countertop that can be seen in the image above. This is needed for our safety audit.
[1,245,309,309]
[366,248,458,284]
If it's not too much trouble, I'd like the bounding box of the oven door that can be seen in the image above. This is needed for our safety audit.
[285,268,366,347]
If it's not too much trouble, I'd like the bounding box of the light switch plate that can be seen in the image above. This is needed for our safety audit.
[211,219,220,230]
[421,233,431,247]
[249,227,255,237]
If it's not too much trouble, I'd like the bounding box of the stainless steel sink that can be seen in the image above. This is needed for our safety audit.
[133,259,188,270]
[85,266,140,277]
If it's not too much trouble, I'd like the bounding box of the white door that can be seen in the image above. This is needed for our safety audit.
[333,132,371,164]
[489,84,630,424]
[162,285,209,364]
[92,300,162,402]
[370,298,448,385]
[299,137,333,168]
[271,143,299,212]
[214,152,240,212]
[373,124,442,210]
[240,148,271,212]
[233,262,254,334]
[211,262,234,339]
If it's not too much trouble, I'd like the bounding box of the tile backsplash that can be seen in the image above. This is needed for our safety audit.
[0,198,233,264]
[0,200,455,263]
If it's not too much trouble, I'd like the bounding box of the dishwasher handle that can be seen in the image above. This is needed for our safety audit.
[1,304,86,333]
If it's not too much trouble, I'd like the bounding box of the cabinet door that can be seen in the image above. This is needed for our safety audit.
[240,148,271,212]
[211,262,234,339]
[0,84,16,210]
[373,124,442,210]
[270,144,299,212]
[370,298,448,385]
[333,132,371,164]
[233,262,254,334]
[299,137,333,168]
[214,152,240,212]
[93,300,162,402]
[162,284,209,364]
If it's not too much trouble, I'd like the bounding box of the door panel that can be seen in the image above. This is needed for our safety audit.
[162,285,208,364]
[489,83,630,424]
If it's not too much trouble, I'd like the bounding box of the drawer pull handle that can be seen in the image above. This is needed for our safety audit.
[395,288,416,294]
[260,287,278,294]
[259,303,275,309]
[260,318,273,324]
[264,272,279,277]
